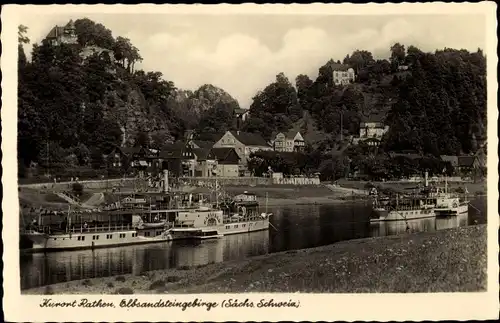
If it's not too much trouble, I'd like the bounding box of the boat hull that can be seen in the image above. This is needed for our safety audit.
[170,218,270,240]
[370,208,435,222]
[21,228,174,252]
[435,203,469,216]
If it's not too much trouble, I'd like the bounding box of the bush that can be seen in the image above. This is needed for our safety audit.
[115,275,126,282]
[115,287,134,294]
[106,282,114,288]
[148,279,166,290]
[166,276,181,283]
[82,279,92,287]
[72,182,84,196]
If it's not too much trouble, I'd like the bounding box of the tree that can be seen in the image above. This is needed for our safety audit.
[390,43,406,69]
[245,72,300,139]
[74,18,115,49]
[344,50,375,74]
[113,36,143,72]
[18,25,30,67]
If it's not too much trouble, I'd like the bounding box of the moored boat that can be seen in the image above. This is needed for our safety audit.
[370,194,437,222]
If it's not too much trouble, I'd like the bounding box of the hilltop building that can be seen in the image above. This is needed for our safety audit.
[330,63,356,85]
[45,20,78,46]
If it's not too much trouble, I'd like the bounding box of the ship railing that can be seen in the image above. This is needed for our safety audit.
[68,223,132,233]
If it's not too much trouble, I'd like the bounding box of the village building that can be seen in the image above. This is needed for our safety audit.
[353,115,389,146]
[159,142,196,177]
[211,147,241,177]
[330,63,356,85]
[213,131,272,167]
[119,146,160,177]
[45,20,78,46]
[271,131,306,152]
[192,148,218,177]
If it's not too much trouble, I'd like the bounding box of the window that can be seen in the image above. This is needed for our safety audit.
[145,232,150,237]
[235,225,238,228]
[156,231,161,236]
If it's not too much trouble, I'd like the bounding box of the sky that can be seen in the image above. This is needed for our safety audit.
[22,13,486,108]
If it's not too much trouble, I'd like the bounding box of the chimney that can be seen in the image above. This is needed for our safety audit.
[163,169,169,193]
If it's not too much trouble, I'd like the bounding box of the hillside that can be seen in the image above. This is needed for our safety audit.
[17,19,240,169]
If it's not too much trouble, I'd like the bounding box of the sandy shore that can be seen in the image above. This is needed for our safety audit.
[25,224,486,294]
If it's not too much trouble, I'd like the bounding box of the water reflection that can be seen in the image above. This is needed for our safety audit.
[20,230,269,290]
[370,213,469,237]
[20,197,486,290]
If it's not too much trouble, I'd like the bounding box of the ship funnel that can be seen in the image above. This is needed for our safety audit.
[163,169,169,193]
[424,171,428,187]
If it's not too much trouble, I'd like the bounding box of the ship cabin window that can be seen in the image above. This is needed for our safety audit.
[145,232,150,237]
[132,233,137,237]
[235,225,238,228]
[226,225,230,229]
[242,224,246,227]
[53,238,57,240]
[156,231,161,236]
[78,236,85,241]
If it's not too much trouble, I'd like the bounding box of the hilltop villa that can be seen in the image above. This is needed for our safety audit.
[45,20,78,46]
[330,63,356,85]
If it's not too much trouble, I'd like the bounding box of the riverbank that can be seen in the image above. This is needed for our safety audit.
[25,224,486,294]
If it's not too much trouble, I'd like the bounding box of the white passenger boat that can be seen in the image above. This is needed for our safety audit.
[370,194,437,222]
[20,172,271,251]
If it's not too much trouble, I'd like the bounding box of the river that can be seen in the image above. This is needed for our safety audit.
[20,197,487,290]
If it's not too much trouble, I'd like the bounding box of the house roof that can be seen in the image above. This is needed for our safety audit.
[440,155,459,166]
[159,141,187,159]
[192,148,213,161]
[458,156,475,167]
[230,131,269,147]
[192,140,214,149]
[329,63,352,72]
[361,113,386,123]
[389,152,421,160]
[211,147,239,162]
[46,26,66,39]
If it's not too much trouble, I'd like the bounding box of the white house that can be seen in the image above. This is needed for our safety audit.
[330,63,356,85]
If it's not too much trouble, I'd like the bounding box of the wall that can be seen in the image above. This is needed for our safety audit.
[19,178,137,190]
[181,176,272,186]
[217,164,239,177]
[272,177,321,185]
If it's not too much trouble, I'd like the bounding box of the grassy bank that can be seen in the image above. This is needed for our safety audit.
[25,224,487,294]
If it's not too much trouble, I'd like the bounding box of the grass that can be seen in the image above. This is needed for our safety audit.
[43,193,68,204]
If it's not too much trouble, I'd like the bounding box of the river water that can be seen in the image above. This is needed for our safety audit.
[20,197,487,290]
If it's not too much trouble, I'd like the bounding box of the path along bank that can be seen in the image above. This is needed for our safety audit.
[25,224,487,294]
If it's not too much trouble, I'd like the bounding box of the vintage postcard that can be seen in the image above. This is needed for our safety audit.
[2,3,498,321]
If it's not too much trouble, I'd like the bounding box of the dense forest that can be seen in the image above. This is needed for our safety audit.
[18,19,487,180]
